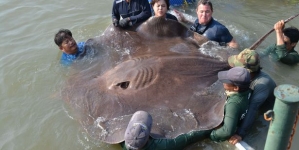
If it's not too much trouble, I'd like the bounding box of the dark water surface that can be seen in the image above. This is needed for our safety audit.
[1,0,299,149]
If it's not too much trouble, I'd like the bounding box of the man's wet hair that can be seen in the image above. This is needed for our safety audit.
[150,0,170,10]
[283,27,299,43]
[54,29,73,46]
[197,0,213,12]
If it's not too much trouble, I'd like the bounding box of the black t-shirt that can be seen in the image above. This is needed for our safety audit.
[112,0,151,25]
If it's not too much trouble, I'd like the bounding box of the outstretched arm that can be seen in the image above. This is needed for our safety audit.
[173,9,194,25]
[150,130,211,149]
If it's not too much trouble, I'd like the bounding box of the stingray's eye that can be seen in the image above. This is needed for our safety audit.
[116,81,130,89]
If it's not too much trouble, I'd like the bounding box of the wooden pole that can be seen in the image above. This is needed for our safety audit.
[248,13,299,50]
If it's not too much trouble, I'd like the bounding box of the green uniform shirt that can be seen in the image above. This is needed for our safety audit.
[210,90,251,142]
[259,44,299,65]
[120,130,211,150]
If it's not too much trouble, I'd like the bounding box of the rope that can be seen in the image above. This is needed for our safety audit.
[287,110,299,150]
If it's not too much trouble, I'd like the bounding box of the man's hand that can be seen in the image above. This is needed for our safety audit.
[274,20,285,31]
[228,134,242,145]
[173,9,186,22]
[119,18,130,28]
[227,38,239,49]
[113,19,119,27]
[274,20,285,45]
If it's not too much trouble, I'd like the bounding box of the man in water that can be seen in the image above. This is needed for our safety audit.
[227,49,276,145]
[209,67,251,142]
[54,29,85,66]
[120,111,210,150]
[259,20,299,65]
[112,0,151,28]
[175,0,238,49]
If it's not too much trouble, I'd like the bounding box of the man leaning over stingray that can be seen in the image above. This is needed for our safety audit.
[119,111,210,150]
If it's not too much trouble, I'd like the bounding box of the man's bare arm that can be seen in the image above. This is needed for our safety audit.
[227,38,239,49]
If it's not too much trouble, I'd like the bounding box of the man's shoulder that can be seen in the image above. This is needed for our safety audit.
[77,42,85,53]
[266,44,277,50]
[289,49,299,55]
[60,52,75,66]
[228,91,250,103]
[77,41,85,47]
[206,18,232,43]
[114,0,124,4]
[131,0,148,5]
[250,72,276,91]
[259,71,272,77]
[225,94,248,111]
[192,19,199,25]
[210,18,228,30]
[61,52,69,59]
[253,71,275,83]
[237,90,251,97]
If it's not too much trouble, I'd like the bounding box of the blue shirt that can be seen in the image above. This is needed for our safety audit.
[112,0,151,25]
[60,42,85,66]
[190,18,233,46]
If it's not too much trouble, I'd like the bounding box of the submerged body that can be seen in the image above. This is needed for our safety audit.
[260,44,299,65]
[60,42,85,66]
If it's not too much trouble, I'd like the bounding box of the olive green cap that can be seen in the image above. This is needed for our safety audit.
[228,49,260,72]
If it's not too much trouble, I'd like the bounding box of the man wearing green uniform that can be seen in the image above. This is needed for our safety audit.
[120,111,210,150]
[210,67,251,142]
[259,20,299,65]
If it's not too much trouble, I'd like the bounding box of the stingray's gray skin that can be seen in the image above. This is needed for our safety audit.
[63,17,233,144]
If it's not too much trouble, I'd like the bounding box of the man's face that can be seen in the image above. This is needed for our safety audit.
[59,36,78,54]
[223,83,238,92]
[283,34,296,51]
[153,0,167,17]
[196,4,213,25]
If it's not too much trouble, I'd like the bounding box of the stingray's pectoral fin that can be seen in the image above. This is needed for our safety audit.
[115,81,130,89]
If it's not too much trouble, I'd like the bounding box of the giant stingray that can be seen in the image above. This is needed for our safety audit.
[62,17,236,144]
